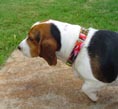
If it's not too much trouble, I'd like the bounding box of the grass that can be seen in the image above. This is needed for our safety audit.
[0,0,118,67]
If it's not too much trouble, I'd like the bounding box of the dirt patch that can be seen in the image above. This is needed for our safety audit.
[0,50,118,109]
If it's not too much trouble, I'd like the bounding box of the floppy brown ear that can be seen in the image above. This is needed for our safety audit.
[40,39,57,65]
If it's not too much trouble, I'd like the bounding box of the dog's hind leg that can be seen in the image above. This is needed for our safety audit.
[81,80,106,101]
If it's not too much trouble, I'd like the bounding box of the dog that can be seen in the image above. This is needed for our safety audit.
[18,19,118,101]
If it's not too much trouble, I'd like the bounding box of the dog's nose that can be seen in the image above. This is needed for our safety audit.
[18,46,21,51]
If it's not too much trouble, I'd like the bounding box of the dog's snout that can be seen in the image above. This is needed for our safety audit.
[17,38,31,57]
[18,46,21,50]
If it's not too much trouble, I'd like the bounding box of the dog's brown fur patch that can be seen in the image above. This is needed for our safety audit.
[27,23,58,65]
[90,55,108,82]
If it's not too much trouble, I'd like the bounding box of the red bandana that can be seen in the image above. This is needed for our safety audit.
[66,28,88,66]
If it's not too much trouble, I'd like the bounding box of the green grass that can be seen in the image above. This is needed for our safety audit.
[0,0,118,67]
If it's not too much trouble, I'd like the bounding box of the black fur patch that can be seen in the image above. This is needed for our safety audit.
[88,30,118,83]
[50,23,61,51]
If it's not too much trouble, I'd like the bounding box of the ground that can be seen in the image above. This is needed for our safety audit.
[0,50,118,109]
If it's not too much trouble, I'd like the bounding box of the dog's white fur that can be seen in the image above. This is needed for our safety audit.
[19,38,31,57]
[19,20,106,101]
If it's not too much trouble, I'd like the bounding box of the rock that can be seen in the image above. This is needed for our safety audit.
[0,50,118,109]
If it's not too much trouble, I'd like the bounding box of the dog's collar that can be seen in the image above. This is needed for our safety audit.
[66,27,88,66]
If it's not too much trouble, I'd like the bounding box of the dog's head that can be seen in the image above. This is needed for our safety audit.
[18,21,61,65]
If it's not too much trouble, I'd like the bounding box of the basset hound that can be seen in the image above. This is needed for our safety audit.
[18,19,118,101]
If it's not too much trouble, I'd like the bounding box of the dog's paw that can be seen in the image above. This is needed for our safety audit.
[86,92,98,102]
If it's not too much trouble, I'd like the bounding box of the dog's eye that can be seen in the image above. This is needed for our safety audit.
[28,37,33,42]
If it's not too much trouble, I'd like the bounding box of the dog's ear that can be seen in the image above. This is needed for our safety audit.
[40,39,57,65]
